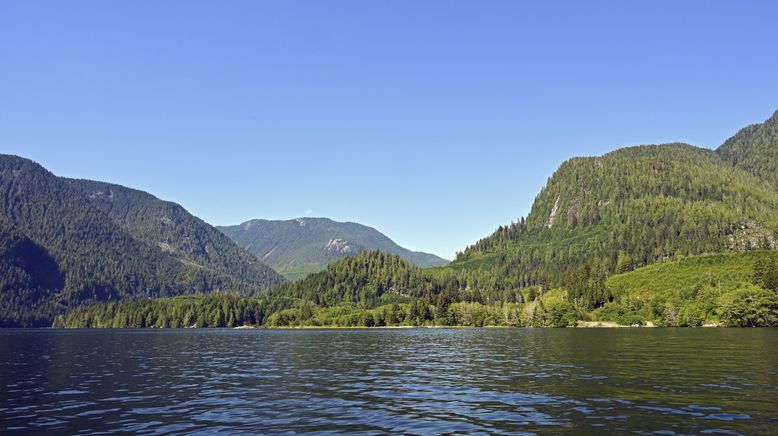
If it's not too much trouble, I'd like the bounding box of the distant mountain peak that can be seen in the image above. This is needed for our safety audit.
[218,217,449,280]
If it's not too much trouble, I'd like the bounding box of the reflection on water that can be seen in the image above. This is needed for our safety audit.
[1,329,777,434]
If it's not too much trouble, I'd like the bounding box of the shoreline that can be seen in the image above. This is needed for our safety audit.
[226,322,727,330]
[31,322,732,330]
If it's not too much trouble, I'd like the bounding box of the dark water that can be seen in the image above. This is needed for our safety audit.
[1,329,777,435]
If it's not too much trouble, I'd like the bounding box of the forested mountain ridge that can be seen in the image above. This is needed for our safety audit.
[218,217,448,280]
[717,110,778,190]
[58,250,528,328]
[57,249,778,328]
[66,179,282,289]
[0,155,282,326]
[13,110,778,329]
[453,143,778,290]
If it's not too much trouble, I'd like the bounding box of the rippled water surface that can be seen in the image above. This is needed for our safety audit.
[1,329,777,434]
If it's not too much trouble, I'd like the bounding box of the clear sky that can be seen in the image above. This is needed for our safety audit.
[2,1,777,259]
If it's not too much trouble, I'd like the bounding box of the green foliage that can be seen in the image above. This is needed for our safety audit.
[718,286,778,327]
[453,144,778,291]
[67,179,283,292]
[218,218,448,280]
[595,302,647,326]
[752,254,778,292]
[53,293,268,328]
[0,217,63,327]
[718,110,778,191]
[0,155,282,326]
[597,252,778,326]
[543,299,579,328]
[565,260,611,310]
[55,249,778,329]
[606,251,764,298]
[11,112,778,329]
[523,289,582,327]
[268,250,428,308]
[55,251,572,328]
[446,302,525,327]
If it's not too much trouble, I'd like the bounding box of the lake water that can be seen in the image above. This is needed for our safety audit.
[1,329,777,434]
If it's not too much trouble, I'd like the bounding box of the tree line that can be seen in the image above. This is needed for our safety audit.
[55,250,778,328]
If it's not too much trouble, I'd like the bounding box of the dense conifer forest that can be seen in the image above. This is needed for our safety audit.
[718,110,778,190]
[454,144,778,289]
[0,155,282,326]
[5,111,778,328]
[67,178,282,289]
[55,250,778,328]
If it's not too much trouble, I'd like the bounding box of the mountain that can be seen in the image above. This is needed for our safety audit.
[217,217,449,280]
[717,110,778,190]
[451,143,778,292]
[65,178,281,289]
[56,247,778,328]
[53,111,778,329]
[0,155,283,326]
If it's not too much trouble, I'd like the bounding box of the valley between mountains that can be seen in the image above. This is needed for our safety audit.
[3,111,778,328]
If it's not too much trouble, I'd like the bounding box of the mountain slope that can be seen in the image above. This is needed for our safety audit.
[66,178,282,290]
[717,110,778,190]
[598,251,778,327]
[452,143,778,290]
[218,218,448,279]
[53,112,778,329]
[0,155,282,326]
[0,216,63,327]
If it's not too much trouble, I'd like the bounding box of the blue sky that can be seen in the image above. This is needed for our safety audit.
[2,1,777,259]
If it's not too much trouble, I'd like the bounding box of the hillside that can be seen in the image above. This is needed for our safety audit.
[218,218,448,280]
[452,143,778,290]
[28,111,778,329]
[0,155,283,326]
[606,252,759,298]
[597,251,778,326]
[56,250,534,328]
[56,249,778,328]
[718,110,778,190]
[0,216,63,327]
[66,179,282,290]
